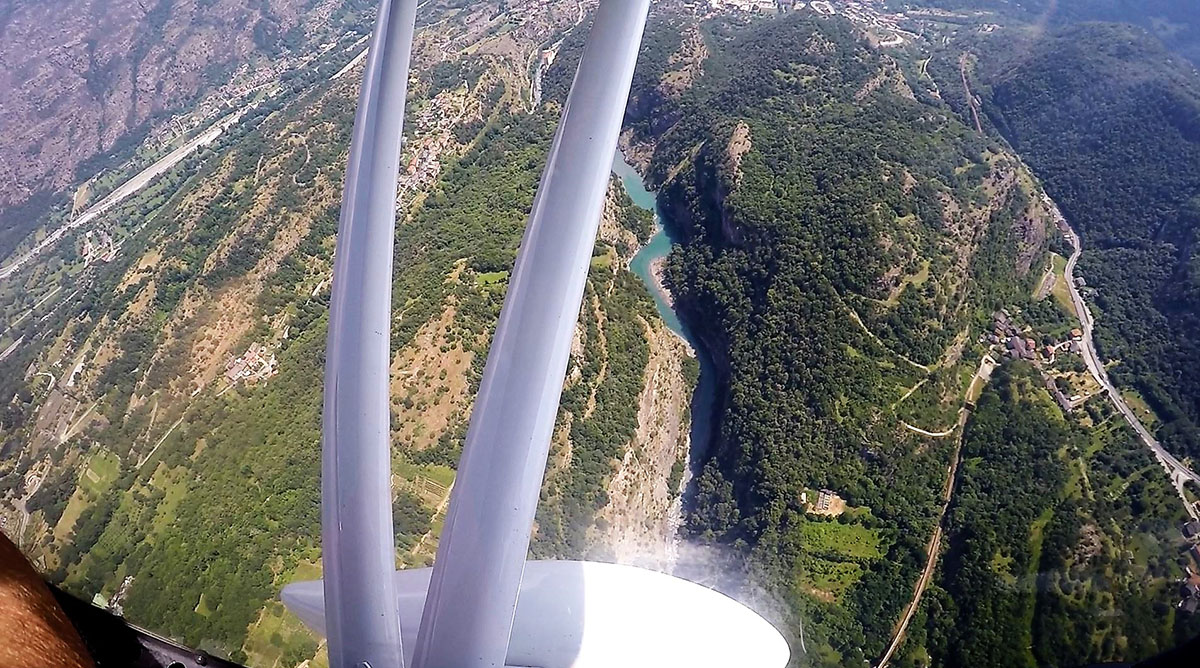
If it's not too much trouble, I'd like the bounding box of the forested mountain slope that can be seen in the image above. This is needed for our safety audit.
[614,11,1064,665]
[971,23,1200,459]
[586,8,1200,666]
[920,364,1200,667]
[913,0,1200,63]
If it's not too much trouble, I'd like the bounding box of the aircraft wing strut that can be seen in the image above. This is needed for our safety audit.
[295,2,789,666]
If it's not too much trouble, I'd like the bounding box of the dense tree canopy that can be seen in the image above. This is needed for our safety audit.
[974,23,1200,458]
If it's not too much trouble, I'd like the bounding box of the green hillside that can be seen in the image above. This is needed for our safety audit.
[608,10,1200,666]
[0,3,686,662]
[972,23,1200,460]
[620,12,1054,664]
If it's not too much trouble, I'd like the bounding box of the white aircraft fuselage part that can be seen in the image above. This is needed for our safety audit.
[320,1,418,667]
[283,560,791,668]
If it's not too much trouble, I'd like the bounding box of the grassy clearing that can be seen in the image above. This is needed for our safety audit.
[801,559,864,601]
[53,489,90,541]
[1120,389,1160,431]
[1028,506,1054,572]
[396,461,454,489]
[242,601,321,668]
[590,249,614,270]
[989,550,1016,581]
[147,463,189,539]
[474,270,508,285]
[795,517,884,601]
[883,258,931,307]
[290,560,321,584]
[800,521,885,561]
[1184,480,1200,507]
[1017,505,1055,660]
[395,461,455,509]
[1049,253,1077,317]
[966,374,986,403]
[963,356,990,403]
[80,449,120,495]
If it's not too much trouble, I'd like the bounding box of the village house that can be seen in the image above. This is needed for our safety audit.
[1183,520,1200,539]
[1044,376,1072,412]
[815,489,834,512]
[225,342,279,385]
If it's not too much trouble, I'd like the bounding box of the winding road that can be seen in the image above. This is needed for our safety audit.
[13,468,46,549]
[1056,200,1200,518]
[901,421,956,438]
[878,392,976,668]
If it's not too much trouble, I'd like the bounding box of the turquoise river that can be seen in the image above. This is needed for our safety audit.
[610,150,719,467]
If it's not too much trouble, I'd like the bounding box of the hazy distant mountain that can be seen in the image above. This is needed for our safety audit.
[976,21,1200,458]
[910,0,1200,63]
[0,0,367,231]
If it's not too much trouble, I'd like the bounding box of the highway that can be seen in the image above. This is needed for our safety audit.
[0,0,455,285]
[1057,202,1200,517]
[0,106,253,281]
[0,336,22,362]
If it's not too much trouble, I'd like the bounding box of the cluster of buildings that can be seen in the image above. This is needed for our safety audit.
[80,230,115,265]
[985,310,1038,361]
[400,142,445,197]
[148,29,369,151]
[1005,334,1040,362]
[707,0,781,12]
[1179,521,1200,613]
[224,342,278,385]
[147,60,282,148]
[397,93,474,201]
[984,310,1084,363]
[700,0,906,26]
[806,0,910,43]
[983,310,1090,412]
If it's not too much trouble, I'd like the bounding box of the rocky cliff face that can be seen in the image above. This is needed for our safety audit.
[0,0,355,217]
